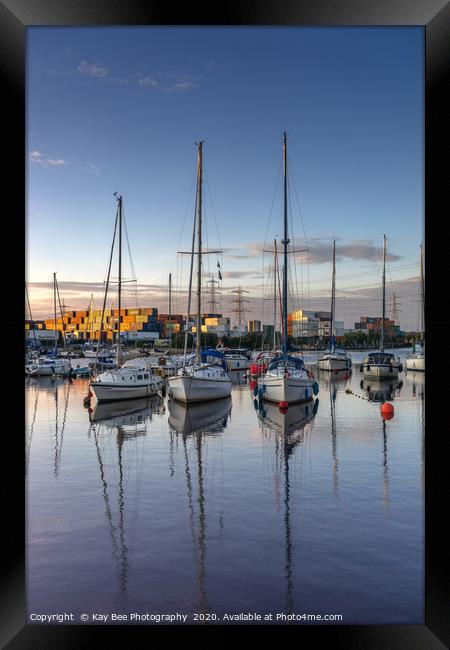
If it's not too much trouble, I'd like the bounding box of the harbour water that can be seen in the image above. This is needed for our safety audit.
[25,349,424,625]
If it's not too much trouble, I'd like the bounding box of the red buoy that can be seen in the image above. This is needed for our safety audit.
[381,402,394,419]
[279,401,289,413]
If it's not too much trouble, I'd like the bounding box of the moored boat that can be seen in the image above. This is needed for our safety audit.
[317,241,352,372]
[168,141,232,404]
[362,236,403,380]
[260,133,317,405]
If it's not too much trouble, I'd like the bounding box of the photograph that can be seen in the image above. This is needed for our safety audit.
[7,5,446,639]
[24,24,427,627]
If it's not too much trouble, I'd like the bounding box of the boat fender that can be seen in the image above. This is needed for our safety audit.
[253,384,259,397]
[262,383,266,393]
[313,381,319,396]
[313,398,319,415]
[253,399,258,410]
[258,387,264,399]
[304,387,309,400]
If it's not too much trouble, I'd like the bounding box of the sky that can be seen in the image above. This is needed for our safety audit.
[26,27,424,330]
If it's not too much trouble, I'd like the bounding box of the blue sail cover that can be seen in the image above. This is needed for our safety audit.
[201,347,228,369]
[268,353,306,371]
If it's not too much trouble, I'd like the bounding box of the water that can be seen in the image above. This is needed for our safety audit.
[25,349,424,625]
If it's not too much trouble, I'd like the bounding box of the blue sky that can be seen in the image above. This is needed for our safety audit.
[27,27,424,329]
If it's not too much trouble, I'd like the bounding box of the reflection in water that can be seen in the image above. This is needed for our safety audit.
[168,397,232,617]
[330,384,339,497]
[406,371,425,486]
[317,368,352,388]
[54,380,71,478]
[25,382,40,476]
[90,396,164,604]
[361,377,402,403]
[257,399,318,615]
[382,418,390,512]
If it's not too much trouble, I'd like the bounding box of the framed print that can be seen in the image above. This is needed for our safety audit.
[3,0,449,647]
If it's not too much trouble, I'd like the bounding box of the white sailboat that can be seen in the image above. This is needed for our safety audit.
[169,141,232,404]
[260,133,318,405]
[405,242,425,372]
[362,235,403,379]
[25,273,71,376]
[90,194,164,402]
[317,241,352,372]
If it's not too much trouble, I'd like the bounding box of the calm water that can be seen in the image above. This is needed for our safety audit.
[25,349,424,625]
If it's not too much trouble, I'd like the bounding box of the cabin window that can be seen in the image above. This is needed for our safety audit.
[144,374,148,379]
[137,374,143,380]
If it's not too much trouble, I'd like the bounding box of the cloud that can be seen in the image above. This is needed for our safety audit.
[225,238,401,264]
[29,150,66,167]
[222,270,262,280]
[137,76,160,88]
[133,71,201,92]
[77,61,109,78]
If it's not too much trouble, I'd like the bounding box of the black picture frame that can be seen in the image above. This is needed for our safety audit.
[4,1,449,647]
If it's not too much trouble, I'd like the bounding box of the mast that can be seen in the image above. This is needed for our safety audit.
[116,194,123,366]
[55,275,67,350]
[196,142,203,363]
[273,239,277,350]
[53,272,58,352]
[168,272,172,354]
[25,282,38,350]
[281,132,290,355]
[330,240,336,352]
[89,294,94,342]
[381,234,387,352]
[419,242,424,344]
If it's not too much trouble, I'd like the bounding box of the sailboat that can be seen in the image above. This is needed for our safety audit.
[260,133,318,405]
[90,194,164,402]
[250,240,279,376]
[317,241,352,371]
[168,142,232,403]
[25,273,71,376]
[405,242,425,372]
[362,235,403,379]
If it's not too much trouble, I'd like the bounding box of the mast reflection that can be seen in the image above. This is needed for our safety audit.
[256,398,318,614]
[168,397,232,616]
[89,395,164,603]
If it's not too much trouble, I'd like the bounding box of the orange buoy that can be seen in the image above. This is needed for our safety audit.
[381,402,394,419]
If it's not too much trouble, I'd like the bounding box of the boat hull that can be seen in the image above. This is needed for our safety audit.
[405,356,425,372]
[362,364,400,380]
[261,375,315,404]
[317,357,351,371]
[225,358,250,371]
[169,374,232,403]
[25,361,71,376]
[90,378,163,402]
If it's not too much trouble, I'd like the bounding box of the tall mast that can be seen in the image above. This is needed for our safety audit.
[116,193,122,365]
[273,239,277,350]
[196,142,203,363]
[168,272,172,354]
[381,234,386,352]
[89,294,94,341]
[419,242,424,343]
[281,132,290,355]
[25,282,38,349]
[53,272,57,352]
[330,240,336,352]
